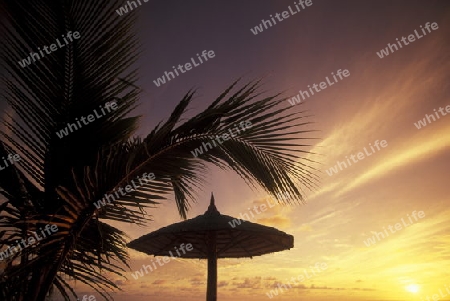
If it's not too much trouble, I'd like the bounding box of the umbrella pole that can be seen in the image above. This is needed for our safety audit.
[206,231,217,301]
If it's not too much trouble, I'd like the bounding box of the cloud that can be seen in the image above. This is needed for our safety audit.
[189,277,204,286]
[337,125,450,195]
[217,281,228,287]
[256,215,290,228]
[299,27,450,202]
[235,277,262,289]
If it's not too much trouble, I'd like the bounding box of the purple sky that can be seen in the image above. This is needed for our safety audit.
[2,0,450,300]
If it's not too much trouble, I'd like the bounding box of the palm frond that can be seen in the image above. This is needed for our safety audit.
[1,0,142,299]
[0,1,320,301]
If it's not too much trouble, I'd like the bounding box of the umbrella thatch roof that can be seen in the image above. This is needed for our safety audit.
[127,194,294,258]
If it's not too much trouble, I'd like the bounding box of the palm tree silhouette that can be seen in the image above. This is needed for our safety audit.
[0,0,319,300]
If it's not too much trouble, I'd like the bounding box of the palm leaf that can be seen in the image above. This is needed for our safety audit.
[0,1,319,301]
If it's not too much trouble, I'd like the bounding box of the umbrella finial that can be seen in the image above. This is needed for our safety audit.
[205,192,220,215]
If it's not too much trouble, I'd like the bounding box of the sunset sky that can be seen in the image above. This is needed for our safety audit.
[45,0,450,300]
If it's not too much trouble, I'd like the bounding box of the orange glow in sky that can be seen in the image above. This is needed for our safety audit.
[44,1,450,300]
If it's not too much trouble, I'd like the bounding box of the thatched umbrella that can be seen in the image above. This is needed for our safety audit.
[127,193,294,301]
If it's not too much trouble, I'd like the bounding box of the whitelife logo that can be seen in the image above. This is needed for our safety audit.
[228,196,286,228]
[287,68,350,106]
[325,140,388,176]
[0,224,58,261]
[0,153,21,172]
[376,22,439,59]
[93,172,155,209]
[115,0,149,16]
[153,50,215,87]
[130,243,193,279]
[18,31,81,68]
[250,0,313,35]
[265,262,328,298]
[190,121,252,158]
[413,105,450,129]
[363,211,425,247]
[420,284,450,301]
[55,102,118,139]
